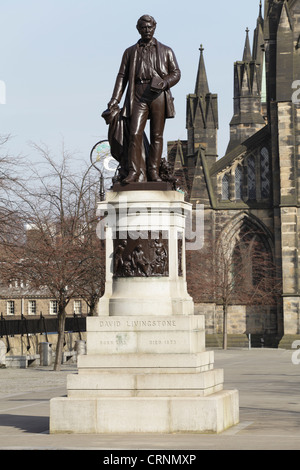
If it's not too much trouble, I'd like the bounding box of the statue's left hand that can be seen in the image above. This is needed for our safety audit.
[108,98,119,109]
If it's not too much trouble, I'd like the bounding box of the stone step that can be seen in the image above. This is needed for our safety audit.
[67,368,224,398]
[278,335,300,350]
[78,351,215,373]
[205,334,249,349]
[206,333,282,349]
[50,390,239,434]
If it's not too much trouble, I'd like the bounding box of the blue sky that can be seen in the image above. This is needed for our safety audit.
[0,0,261,168]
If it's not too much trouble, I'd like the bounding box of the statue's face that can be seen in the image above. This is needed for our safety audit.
[137,20,156,42]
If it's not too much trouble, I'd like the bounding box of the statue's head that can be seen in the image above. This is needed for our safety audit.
[136,15,156,42]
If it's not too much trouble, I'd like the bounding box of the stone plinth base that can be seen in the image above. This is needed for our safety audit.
[50,316,239,434]
[49,190,239,434]
[50,391,239,434]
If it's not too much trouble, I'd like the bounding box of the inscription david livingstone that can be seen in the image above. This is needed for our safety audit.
[98,320,177,328]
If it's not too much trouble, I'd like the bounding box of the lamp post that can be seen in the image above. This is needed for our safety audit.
[90,140,118,201]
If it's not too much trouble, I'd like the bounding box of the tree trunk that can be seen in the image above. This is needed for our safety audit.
[88,301,96,316]
[53,307,66,371]
[223,304,228,350]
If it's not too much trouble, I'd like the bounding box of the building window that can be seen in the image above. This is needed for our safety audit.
[7,301,15,316]
[247,155,256,200]
[74,300,82,315]
[235,165,243,200]
[50,300,58,315]
[231,226,273,293]
[222,173,230,200]
[260,147,270,199]
[28,300,37,315]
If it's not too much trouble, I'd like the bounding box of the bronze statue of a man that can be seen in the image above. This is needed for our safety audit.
[107,15,181,184]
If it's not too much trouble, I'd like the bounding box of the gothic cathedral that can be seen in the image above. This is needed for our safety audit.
[168,0,300,348]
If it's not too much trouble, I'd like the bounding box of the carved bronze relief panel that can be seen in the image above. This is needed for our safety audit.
[113,231,169,278]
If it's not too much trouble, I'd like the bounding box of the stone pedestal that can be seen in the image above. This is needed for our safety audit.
[98,190,194,317]
[50,190,239,434]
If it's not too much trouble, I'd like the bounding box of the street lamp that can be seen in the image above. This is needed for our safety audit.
[90,140,109,201]
[90,140,118,201]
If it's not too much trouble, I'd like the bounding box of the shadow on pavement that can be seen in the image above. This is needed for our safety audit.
[1,414,49,434]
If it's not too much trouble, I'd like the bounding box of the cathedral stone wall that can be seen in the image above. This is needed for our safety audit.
[185,204,280,337]
[169,1,300,345]
[194,302,278,337]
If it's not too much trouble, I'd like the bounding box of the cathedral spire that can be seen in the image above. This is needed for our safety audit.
[243,28,252,62]
[186,45,218,162]
[259,0,263,22]
[195,45,209,96]
[225,20,265,155]
[252,1,264,62]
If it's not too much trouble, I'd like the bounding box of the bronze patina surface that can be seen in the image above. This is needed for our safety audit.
[102,15,181,188]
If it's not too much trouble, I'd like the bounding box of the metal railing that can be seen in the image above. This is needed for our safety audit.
[0,313,86,352]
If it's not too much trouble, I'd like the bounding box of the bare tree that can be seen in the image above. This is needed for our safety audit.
[1,143,104,370]
[0,134,25,245]
[75,236,105,315]
[193,228,282,350]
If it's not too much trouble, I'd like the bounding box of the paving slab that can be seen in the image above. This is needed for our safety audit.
[0,349,299,451]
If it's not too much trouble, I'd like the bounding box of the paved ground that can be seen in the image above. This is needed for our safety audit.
[0,348,300,451]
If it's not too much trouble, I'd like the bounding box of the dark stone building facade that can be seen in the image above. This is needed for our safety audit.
[168,0,300,347]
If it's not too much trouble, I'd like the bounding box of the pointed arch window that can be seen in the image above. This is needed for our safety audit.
[235,165,243,200]
[247,155,256,200]
[260,147,270,199]
[222,173,230,200]
[231,225,274,298]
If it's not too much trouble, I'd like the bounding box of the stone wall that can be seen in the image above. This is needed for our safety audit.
[185,203,280,337]
[278,102,300,335]
[195,302,278,336]
[283,297,300,335]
